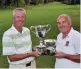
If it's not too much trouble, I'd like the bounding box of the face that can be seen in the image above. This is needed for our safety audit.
[14,10,25,28]
[57,16,71,34]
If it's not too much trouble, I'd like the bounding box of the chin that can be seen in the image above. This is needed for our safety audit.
[61,30,66,33]
[18,25,23,28]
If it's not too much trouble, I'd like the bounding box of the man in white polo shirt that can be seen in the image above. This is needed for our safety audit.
[54,14,80,68]
[2,8,41,69]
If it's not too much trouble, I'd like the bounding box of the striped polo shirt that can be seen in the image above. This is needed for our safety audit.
[2,25,34,64]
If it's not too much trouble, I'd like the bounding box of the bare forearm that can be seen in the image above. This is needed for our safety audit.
[8,53,33,61]
[64,54,80,63]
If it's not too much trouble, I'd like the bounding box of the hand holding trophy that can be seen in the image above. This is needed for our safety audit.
[30,24,56,55]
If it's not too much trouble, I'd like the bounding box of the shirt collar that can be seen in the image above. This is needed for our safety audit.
[11,25,24,34]
[68,27,74,37]
[61,27,74,39]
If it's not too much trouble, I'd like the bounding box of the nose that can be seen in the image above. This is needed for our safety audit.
[19,17,24,21]
[19,17,23,20]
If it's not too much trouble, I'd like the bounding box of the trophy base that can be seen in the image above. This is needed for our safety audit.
[32,45,56,56]
[41,50,56,56]
[32,44,46,54]
[36,44,46,48]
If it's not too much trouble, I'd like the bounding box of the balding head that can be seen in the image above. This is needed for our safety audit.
[57,14,72,25]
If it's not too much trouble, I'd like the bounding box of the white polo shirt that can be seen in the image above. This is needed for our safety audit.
[2,25,34,64]
[55,28,80,68]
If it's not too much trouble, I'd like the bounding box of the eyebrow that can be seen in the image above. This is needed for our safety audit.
[57,20,66,23]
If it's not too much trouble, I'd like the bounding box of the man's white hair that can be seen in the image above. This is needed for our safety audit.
[13,8,26,16]
[57,14,72,22]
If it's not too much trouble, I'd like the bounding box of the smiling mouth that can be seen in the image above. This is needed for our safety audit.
[20,22,22,24]
[60,26,65,29]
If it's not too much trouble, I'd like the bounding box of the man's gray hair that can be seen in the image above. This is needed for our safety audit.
[13,8,26,16]
[57,14,72,22]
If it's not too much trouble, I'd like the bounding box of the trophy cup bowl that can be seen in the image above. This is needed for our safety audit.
[30,24,51,54]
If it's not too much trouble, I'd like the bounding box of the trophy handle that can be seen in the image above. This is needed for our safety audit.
[46,24,51,33]
[30,26,36,35]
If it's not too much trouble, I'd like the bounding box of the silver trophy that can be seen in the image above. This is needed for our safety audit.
[30,24,51,54]
[44,39,56,55]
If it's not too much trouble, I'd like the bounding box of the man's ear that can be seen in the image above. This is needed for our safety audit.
[69,20,72,27]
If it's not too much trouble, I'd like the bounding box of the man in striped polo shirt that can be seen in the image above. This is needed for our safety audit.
[2,8,41,69]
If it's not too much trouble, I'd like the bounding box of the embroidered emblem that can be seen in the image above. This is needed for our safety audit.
[65,41,69,46]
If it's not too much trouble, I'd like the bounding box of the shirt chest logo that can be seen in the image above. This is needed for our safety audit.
[65,41,69,46]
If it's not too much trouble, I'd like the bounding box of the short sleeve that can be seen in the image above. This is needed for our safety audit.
[2,35,16,55]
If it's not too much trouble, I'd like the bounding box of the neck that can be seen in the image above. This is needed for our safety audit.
[62,28,71,39]
[13,24,22,33]
[63,34,67,39]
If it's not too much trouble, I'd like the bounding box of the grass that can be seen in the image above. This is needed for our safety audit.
[0,2,80,68]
